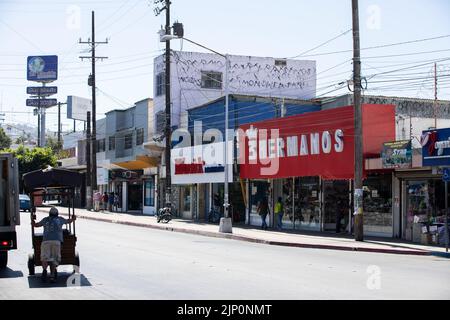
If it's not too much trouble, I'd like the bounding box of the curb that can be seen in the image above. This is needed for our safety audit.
[36,208,438,257]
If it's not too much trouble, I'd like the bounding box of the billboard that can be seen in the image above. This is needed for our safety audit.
[67,96,91,121]
[381,140,412,169]
[422,128,450,166]
[27,55,58,82]
[171,141,234,184]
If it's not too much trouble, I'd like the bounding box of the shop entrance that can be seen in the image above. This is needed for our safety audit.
[323,180,351,232]
[403,179,448,244]
[128,183,143,211]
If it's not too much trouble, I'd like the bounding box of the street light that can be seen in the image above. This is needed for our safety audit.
[163,33,232,233]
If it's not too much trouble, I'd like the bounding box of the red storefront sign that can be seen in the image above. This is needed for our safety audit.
[238,104,395,180]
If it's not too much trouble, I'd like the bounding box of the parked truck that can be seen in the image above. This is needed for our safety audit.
[0,153,20,268]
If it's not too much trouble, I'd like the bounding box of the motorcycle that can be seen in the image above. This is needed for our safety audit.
[157,206,172,223]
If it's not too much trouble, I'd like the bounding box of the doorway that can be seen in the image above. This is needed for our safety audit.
[323,180,351,232]
[128,182,143,211]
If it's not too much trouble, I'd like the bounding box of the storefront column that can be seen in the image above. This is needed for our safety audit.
[122,181,127,213]
[392,174,401,238]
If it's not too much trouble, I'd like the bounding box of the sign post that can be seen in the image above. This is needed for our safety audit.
[443,167,449,252]
[26,55,58,147]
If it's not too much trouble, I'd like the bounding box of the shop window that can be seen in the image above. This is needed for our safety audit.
[124,134,133,149]
[183,186,191,212]
[136,128,144,146]
[144,179,155,207]
[363,175,392,229]
[250,181,270,214]
[109,136,115,151]
[201,71,222,89]
[96,138,106,152]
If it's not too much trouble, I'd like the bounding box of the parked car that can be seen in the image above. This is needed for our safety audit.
[19,194,31,212]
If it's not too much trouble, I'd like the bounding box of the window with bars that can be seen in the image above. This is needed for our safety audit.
[109,136,115,150]
[201,71,222,89]
[124,134,133,149]
[156,72,165,96]
[136,128,144,145]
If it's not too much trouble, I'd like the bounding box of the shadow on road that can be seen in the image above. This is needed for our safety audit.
[0,268,24,279]
[27,273,92,289]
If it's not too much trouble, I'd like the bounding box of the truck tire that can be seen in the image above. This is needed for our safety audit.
[28,254,35,275]
[0,251,7,269]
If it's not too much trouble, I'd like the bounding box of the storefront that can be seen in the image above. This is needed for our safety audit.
[239,104,396,236]
[171,141,236,222]
[391,128,450,245]
[109,169,144,213]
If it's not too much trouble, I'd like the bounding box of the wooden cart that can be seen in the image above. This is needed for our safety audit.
[23,168,83,276]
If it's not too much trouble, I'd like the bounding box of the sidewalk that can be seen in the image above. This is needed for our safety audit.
[36,206,450,257]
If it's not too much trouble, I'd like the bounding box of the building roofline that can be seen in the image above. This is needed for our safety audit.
[187,94,320,111]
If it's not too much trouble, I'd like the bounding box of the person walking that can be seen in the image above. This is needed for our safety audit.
[275,196,284,230]
[101,192,109,212]
[113,193,120,212]
[108,192,114,212]
[257,196,269,230]
[93,190,101,212]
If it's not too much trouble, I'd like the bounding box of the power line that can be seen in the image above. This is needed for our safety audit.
[287,28,352,59]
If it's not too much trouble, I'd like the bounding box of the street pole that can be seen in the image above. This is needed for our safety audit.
[58,102,61,143]
[352,0,364,241]
[445,180,448,252]
[79,10,108,198]
[164,0,172,208]
[91,11,98,191]
[86,111,92,211]
[434,62,437,128]
[37,110,40,147]
[219,54,232,233]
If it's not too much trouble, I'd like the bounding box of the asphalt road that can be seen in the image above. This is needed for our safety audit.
[0,212,449,300]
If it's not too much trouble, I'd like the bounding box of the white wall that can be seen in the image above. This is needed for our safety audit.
[153,51,316,128]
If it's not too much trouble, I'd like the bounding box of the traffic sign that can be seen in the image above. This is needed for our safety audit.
[26,86,57,96]
[26,98,57,107]
[443,168,450,182]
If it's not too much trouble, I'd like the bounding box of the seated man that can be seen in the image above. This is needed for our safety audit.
[32,207,76,282]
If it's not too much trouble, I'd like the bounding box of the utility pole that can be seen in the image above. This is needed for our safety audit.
[352,0,364,241]
[434,62,438,128]
[154,0,172,208]
[58,102,61,143]
[80,10,108,194]
[86,111,92,211]
[37,112,40,147]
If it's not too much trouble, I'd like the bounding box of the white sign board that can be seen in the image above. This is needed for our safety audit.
[97,168,109,186]
[67,95,92,121]
[171,141,233,184]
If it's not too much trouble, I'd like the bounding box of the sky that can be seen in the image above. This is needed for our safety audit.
[0,0,449,135]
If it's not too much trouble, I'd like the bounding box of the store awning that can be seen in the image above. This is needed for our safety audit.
[114,155,159,170]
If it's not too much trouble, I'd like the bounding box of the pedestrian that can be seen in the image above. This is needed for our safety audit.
[101,192,109,211]
[108,191,114,212]
[275,196,284,230]
[257,196,269,230]
[31,207,76,282]
[113,193,120,212]
[93,190,101,211]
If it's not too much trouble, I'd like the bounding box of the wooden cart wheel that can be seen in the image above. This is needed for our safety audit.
[74,252,80,272]
[0,251,7,269]
[27,254,35,275]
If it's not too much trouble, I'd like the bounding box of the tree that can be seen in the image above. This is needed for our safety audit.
[46,135,69,159]
[0,127,12,150]
[15,135,27,145]
[5,146,57,192]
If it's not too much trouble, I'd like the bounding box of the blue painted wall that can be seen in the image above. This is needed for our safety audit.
[187,96,321,139]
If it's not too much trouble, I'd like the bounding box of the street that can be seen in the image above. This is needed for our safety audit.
[1,212,449,300]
